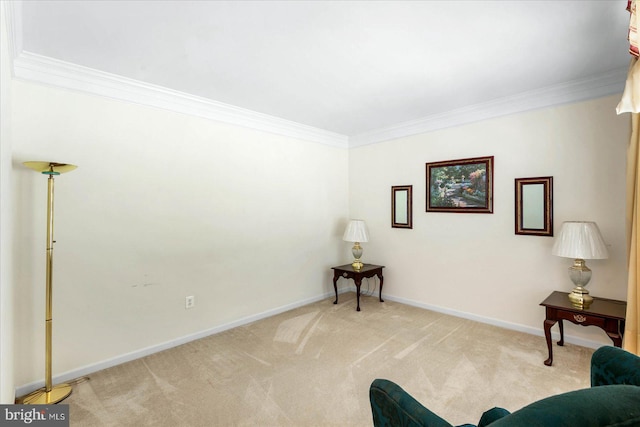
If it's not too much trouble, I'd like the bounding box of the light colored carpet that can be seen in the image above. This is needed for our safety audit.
[65,293,594,426]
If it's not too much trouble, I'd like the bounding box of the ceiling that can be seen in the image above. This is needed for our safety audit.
[12,1,633,142]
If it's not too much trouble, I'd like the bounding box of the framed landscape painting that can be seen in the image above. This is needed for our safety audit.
[426,156,494,213]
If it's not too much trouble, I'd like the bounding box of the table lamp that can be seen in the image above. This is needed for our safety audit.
[343,220,369,271]
[551,221,609,307]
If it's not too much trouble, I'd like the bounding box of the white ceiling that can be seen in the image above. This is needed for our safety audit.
[13,0,633,141]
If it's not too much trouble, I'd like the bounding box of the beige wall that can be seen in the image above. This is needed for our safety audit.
[6,49,630,393]
[1,0,16,404]
[349,95,629,345]
[10,81,349,390]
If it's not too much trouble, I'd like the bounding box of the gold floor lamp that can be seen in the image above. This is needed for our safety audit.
[20,161,77,405]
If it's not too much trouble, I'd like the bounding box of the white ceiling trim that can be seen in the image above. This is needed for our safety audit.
[349,67,628,147]
[12,51,349,148]
[12,50,628,150]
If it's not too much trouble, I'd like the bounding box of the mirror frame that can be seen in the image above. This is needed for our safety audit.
[392,185,413,229]
[515,176,553,236]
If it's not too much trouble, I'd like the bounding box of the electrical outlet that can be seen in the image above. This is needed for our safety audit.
[185,295,195,309]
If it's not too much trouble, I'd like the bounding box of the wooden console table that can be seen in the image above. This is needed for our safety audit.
[540,291,626,366]
[331,264,384,311]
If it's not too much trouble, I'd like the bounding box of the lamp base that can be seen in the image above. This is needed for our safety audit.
[568,287,593,308]
[17,384,72,404]
[351,242,364,271]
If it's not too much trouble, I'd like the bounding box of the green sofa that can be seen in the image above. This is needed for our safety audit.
[370,346,640,426]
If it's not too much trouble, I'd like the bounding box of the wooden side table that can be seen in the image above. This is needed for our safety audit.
[540,291,626,366]
[331,264,384,311]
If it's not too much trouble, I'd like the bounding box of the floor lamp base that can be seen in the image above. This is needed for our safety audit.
[18,384,72,404]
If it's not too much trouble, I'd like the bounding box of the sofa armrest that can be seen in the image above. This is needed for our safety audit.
[490,385,640,427]
[477,407,510,427]
[370,379,454,427]
[591,346,640,387]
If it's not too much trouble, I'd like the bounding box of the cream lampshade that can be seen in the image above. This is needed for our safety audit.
[552,221,609,307]
[343,220,369,271]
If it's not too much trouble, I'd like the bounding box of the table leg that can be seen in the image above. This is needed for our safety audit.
[544,319,556,366]
[557,319,564,346]
[377,273,384,302]
[354,278,362,311]
[610,320,627,347]
[333,274,339,305]
[607,332,623,347]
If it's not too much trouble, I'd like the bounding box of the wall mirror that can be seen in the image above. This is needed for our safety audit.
[515,176,553,236]
[392,185,413,229]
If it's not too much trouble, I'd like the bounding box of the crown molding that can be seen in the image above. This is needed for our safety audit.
[11,49,627,150]
[349,67,628,147]
[11,51,349,148]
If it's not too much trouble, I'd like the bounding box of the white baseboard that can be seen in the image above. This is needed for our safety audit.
[381,294,604,350]
[15,289,347,397]
[15,288,603,396]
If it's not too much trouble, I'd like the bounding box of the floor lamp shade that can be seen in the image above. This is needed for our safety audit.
[19,161,77,404]
[343,220,369,270]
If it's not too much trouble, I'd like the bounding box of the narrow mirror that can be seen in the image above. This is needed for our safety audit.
[392,185,412,229]
[515,177,553,236]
